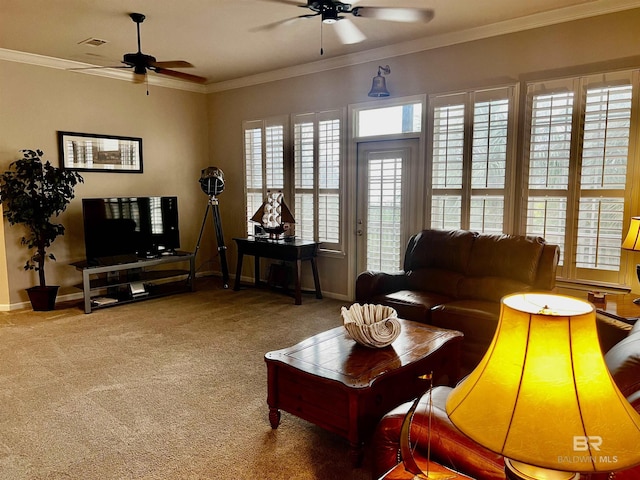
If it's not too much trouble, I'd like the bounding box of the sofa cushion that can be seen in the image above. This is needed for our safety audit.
[458,276,533,303]
[407,229,476,273]
[406,268,464,297]
[376,290,453,324]
[466,234,545,285]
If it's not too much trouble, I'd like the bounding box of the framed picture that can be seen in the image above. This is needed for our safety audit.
[57,131,143,173]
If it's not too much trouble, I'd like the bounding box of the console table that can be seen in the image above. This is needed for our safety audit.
[233,237,322,305]
[72,251,195,313]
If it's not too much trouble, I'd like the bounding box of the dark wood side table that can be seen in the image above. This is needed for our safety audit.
[233,237,322,305]
[595,293,640,325]
[264,320,463,466]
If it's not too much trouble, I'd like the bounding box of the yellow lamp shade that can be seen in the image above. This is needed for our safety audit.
[446,293,640,473]
[622,217,640,251]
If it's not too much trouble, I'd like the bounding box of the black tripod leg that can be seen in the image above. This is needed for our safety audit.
[191,203,211,286]
[211,202,229,288]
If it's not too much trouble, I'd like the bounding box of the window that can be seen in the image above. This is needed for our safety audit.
[242,117,287,236]
[523,72,637,283]
[428,87,516,233]
[293,111,342,249]
[356,102,422,137]
[243,110,344,250]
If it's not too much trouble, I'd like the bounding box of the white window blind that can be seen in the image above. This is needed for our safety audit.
[524,72,635,283]
[293,110,342,249]
[429,87,515,232]
[367,153,403,272]
[242,118,287,236]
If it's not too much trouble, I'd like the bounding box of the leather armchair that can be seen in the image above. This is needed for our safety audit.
[371,321,640,480]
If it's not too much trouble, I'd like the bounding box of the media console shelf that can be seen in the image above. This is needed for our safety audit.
[71,251,196,313]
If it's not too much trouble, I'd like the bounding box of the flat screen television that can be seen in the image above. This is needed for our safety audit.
[82,196,180,265]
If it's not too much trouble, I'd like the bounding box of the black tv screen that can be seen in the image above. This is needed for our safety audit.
[82,196,180,265]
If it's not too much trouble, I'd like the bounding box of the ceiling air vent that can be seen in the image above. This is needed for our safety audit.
[78,38,108,47]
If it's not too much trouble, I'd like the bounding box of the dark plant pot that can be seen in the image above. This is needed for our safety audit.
[26,285,59,311]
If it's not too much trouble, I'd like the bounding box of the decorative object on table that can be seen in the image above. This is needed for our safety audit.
[341,303,401,348]
[399,372,456,480]
[0,149,84,310]
[194,166,229,288]
[446,292,640,480]
[57,131,143,173]
[250,191,295,240]
[622,216,640,303]
[587,290,606,305]
[368,65,391,97]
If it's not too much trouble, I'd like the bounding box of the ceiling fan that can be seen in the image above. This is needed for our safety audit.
[75,13,207,84]
[255,0,435,46]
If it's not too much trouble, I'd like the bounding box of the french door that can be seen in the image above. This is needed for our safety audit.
[356,139,420,274]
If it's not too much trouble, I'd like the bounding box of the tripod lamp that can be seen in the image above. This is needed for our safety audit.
[446,293,640,480]
[195,166,229,288]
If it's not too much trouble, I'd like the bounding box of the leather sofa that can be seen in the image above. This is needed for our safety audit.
[356,229,560,374]
[371,319,640,480]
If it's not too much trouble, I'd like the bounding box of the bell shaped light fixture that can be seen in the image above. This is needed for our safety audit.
[368,65,391,97]
[446,292,640,480]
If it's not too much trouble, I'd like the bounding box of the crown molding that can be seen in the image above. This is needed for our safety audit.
[0,48,207,94]
[205,0,640,93]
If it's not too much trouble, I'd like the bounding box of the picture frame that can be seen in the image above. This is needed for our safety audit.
[57,131,143,173]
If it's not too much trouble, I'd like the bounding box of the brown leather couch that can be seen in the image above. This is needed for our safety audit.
[371,320,640,480]
[356,229,560,373]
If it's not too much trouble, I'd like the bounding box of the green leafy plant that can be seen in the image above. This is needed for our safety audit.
[0,149,83,287]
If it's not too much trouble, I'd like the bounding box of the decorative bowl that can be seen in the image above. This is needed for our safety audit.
[341,303,401,348]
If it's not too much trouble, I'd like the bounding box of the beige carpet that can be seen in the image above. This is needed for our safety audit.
[0,278,374,480]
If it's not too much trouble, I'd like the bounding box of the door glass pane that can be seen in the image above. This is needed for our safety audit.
[367,153,403,272]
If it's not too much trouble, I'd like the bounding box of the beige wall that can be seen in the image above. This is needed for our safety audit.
[3,9,640,309]
[0,62,211,308]
[207,8,640,300]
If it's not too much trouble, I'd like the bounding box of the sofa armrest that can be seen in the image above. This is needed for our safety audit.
[355,270,408,303]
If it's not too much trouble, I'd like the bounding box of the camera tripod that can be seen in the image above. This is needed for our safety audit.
[194,195,229,288]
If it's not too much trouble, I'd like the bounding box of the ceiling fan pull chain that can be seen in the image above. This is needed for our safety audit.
[320,21,324,55]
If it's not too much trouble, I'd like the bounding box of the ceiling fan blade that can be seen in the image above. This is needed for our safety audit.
[351,7,435,23]
[150,60,194,69]
[250,15,309,32]
[333,18,366,44]
[68,65,132,71]
[154,68,207,83]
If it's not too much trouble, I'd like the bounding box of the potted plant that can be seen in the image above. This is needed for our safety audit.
[0,149,83,310]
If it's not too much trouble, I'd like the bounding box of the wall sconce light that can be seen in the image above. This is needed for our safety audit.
[368,65,391,97]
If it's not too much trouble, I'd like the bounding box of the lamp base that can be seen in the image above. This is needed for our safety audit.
[504,459,579,480]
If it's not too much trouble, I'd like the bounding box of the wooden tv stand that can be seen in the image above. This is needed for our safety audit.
[71,251,196,313]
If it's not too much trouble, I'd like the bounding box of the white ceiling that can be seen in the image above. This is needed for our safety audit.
[1,0,639,90]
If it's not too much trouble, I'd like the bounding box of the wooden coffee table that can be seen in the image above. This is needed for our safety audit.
[264,320,463,465]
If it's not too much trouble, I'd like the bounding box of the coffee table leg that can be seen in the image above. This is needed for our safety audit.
[349,443,364,467]
[269,407,281,429]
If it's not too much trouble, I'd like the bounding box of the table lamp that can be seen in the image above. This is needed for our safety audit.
[446,292,640,480]
[622,216,640,303]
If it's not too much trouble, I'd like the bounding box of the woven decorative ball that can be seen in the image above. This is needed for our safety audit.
[341,303,401,348]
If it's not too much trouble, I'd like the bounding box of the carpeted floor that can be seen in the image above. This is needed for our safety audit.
[0,278,375,480]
